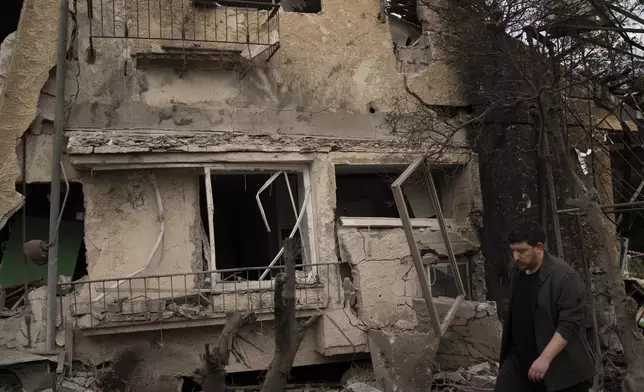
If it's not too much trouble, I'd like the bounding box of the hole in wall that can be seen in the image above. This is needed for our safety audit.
[0,182,86,308]
[368,106,377,114]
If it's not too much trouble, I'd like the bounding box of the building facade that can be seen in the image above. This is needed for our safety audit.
[0,0,495,390]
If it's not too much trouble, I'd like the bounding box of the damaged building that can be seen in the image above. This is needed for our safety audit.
[0,0,501,390]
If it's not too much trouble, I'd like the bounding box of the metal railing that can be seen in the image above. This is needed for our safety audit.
[58,263,339,330]
[86,0,281,57]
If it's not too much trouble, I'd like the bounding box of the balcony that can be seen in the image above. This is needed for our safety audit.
[58,263,339,335]
[86,0,281,66]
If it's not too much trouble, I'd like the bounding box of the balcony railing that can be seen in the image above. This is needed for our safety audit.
[58,263,340,332]
[86,0,281,61]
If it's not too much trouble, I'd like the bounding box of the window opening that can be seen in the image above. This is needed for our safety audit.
[334,165,447,219]
[199,170,312,281]
[0,182,86,309]
[196,0,320,13]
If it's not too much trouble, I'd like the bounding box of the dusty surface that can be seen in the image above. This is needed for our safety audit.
[0,0,59,229]
[368,329,439,392]
[67,0,467,138]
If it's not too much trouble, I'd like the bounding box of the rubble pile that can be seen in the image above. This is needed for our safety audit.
[432,361,498,391]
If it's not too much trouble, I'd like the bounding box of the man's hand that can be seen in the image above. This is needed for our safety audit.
[528,355,551,382]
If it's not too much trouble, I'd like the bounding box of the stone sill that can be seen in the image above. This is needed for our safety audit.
[76,308,321,336]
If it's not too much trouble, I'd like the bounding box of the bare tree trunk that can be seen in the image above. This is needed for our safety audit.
[202,311,257,392]
[549,110,644,392]
[261,238,321,392]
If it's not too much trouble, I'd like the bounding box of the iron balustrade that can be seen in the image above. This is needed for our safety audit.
[58,263,340,330]
[86,0,281,58]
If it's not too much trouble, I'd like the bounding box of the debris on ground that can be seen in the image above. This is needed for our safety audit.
[432,361,498,391]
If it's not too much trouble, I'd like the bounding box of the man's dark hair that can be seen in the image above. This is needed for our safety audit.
[507,221,546,246]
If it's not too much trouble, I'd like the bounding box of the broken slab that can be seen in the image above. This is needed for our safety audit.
[0,0,60,229]
[368,329,439,392]
[315,308,368,356]
[342,383,383,392]
[413,297,502,370]
[337,226,478,328]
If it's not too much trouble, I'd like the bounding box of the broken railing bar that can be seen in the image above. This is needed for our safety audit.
[392,183,442,335]
[259,186,312,280]
[557,200,644,214]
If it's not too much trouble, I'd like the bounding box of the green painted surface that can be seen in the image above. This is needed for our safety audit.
[0,217,83,287]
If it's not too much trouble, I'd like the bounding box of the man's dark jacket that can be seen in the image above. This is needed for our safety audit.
[499,253,596,391]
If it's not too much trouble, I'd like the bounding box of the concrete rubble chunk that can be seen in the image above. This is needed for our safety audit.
[368,329,439,392]
[342,382,383,392]
[413,297,502,370]
[467,361,492,375]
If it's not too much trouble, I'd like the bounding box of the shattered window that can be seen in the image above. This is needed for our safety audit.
[199,170,314,281]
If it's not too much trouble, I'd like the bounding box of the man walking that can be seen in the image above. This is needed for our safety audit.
[495,221,595,392]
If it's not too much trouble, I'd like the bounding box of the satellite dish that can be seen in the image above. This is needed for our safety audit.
[22,240,49,265]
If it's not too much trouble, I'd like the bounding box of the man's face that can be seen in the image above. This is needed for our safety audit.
[510,241,543,271]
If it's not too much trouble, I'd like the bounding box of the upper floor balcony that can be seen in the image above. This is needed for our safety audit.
[86,0,281,67]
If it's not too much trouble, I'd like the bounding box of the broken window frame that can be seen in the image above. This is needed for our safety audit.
[391,156,466,337]
[202,163,318,284]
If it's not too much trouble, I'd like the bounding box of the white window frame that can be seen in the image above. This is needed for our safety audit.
[202,163,318,283]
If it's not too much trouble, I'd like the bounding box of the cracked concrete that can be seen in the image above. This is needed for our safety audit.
[413,297,502,370]
[337,225,479,328]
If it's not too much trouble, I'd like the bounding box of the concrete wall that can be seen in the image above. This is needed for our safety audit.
[65,0,467,138]
[82,170,200,282]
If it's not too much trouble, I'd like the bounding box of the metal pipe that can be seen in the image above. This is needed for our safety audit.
[46,0,69,352]
[557,200,644,214]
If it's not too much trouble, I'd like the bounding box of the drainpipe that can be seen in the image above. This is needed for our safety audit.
[46,0,69,352]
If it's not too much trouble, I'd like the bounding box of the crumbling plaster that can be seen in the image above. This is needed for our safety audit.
[82,170,201,282]
[16,134,79,183]
[66,0,467,137]
[0,0,60,229]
